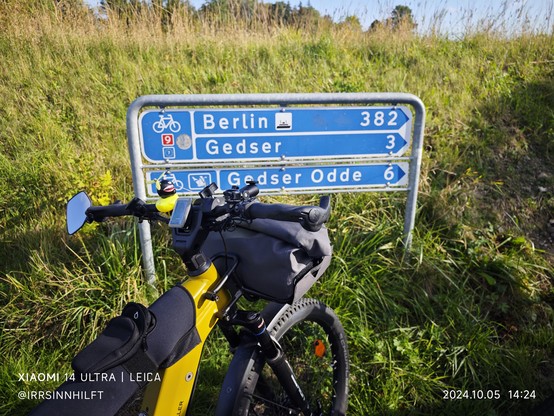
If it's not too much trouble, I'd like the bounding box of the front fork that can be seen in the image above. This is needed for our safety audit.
[226,310,313,416]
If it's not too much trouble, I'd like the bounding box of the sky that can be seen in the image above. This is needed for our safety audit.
[84,0,554,35]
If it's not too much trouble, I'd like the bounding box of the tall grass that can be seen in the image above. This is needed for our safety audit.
[1,2,553,415]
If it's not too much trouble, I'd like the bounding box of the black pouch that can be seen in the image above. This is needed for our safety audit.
[30,286,201,416]
[72,302,155,376]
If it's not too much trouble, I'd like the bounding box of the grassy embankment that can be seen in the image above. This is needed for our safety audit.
[0,3,553,415]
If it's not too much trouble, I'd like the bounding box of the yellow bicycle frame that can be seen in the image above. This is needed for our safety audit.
[139,263,231,415]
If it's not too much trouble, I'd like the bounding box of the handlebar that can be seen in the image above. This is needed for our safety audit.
[80,183,330,232]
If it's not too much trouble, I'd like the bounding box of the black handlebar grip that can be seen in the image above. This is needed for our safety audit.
[86,198,160,223]
[246,196,331,231]
[87,204,129,221]
[247,203,305,222]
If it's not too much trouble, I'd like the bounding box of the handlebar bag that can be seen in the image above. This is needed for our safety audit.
[204,219,332,303]
[29,285,201,416]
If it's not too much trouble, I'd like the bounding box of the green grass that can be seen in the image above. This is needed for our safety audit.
[1,2,554,415]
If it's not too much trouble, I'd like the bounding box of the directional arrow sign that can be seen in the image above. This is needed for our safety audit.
[146,163,409,196]
[192,107,412,134]
[139,106,412,163]
[194,133,408,160]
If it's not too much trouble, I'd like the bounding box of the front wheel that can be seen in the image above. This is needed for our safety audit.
[217,299,349,415]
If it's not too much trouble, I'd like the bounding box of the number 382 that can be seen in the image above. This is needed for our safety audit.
[360,110,398,128]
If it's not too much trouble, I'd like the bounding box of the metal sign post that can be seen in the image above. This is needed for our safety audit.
[126,93,425,286]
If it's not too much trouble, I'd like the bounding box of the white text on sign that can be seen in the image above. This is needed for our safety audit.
[205,139,283,156]
[202,113,269,131]
[227,167,363,187]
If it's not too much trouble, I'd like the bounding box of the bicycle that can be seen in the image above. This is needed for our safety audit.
[152,114,181,133]
[30,179,349,416]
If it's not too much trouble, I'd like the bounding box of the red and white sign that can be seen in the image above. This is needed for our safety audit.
[161,134,174,146]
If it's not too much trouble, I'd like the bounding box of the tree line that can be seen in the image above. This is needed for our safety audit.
[95,0,416,31]
[26,0,416,32]
[97,0,332,28]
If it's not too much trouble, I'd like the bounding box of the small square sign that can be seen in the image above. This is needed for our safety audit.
[275,112,292,130]
[188,173,212,190]
[163,147,176,159]
[161,134,174,146]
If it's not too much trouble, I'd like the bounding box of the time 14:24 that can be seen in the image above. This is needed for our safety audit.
[509,390,536,400]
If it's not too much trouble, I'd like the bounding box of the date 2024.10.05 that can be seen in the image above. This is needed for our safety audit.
[442,390,536,400]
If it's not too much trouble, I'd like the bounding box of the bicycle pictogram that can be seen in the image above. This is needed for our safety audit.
[153,114,181,133]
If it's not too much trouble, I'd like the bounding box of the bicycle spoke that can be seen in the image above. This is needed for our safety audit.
[250,392,300,415]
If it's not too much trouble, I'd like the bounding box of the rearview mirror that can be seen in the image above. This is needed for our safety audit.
[66,192,91,235]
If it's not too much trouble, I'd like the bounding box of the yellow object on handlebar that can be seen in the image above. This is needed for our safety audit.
[155,193,179,213]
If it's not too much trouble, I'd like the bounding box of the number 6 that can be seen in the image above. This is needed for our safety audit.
[384,166,394,181]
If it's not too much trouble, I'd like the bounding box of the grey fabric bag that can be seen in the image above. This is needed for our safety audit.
[203,219,332,303]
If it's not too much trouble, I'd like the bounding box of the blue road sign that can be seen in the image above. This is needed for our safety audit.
[146,163,409,195]
[139,106,412,163]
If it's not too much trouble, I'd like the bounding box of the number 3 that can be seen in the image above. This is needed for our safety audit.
[360,111,370,127]
[385,134,395,150]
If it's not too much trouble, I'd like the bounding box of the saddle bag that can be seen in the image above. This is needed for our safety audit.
[29,285,201,416]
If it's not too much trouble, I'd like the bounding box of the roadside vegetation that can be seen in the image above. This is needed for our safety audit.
[0,1,553,415]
